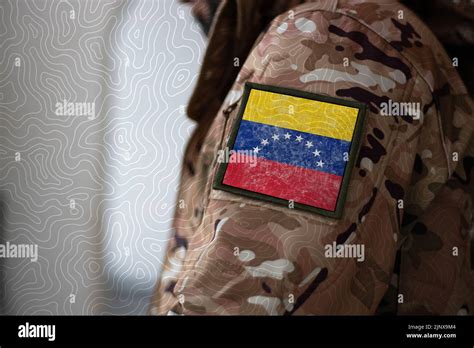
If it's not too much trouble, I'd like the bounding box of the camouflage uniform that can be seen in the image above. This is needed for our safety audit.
[150,0,474,315]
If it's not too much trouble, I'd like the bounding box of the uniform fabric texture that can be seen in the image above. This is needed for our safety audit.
[150,0,474,315]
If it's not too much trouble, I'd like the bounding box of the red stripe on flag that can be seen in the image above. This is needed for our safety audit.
[222,153,342,211]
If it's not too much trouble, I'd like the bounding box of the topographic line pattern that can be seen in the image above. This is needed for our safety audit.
[0,0,205,314]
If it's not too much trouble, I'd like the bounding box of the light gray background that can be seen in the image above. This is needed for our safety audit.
[0,0,206,314]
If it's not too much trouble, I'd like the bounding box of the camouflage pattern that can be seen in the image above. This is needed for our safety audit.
[405,0,474,95]
[150,0,474,315]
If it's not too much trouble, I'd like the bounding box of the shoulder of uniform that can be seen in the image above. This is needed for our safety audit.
[269,0,466,95]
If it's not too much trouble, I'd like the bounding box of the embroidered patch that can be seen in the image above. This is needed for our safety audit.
[213,82,367,218]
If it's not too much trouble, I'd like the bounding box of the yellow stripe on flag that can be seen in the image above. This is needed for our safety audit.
[242,89,359,142]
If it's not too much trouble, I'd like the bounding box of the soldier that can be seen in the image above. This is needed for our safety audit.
[150,0,473,315]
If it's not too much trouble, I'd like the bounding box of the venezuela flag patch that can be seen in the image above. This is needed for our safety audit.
[213,82,367,219]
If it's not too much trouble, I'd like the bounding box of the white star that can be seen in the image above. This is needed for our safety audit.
[295,135,303,142]
[305,141,313,148]
[253,146,261,154]
[284,132,291,139]
[261,138,269,146]
[272,133,280,141]
[313,149,321,157]
[316,160,324,167]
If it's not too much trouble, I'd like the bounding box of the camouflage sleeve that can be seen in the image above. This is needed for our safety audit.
[397,96,474,315]
[150,1,473,315]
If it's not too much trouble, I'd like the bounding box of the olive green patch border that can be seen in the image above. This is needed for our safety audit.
[213,82,367,219]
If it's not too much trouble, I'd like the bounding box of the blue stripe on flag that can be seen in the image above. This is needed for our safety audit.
[232,120,350,176]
